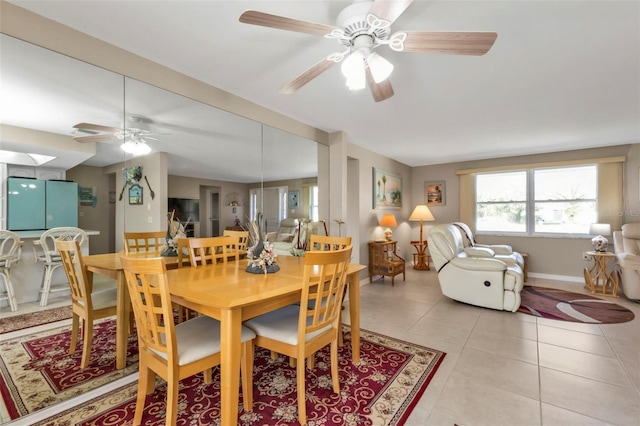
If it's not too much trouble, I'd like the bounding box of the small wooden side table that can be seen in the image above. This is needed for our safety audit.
[583,251,619,297]
[368,240,405,286]
[410,241,430,270]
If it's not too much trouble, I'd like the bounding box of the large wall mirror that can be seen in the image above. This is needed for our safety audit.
[0,33,320,424]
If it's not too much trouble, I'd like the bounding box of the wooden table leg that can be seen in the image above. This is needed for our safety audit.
[220,308,242,425]
[115,271,130,370]
[348,272,360,363]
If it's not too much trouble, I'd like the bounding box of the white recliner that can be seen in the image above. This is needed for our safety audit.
[428,224,524,312]
[453,222,525,269]
[272,223,307,256]
[613,223,640,300]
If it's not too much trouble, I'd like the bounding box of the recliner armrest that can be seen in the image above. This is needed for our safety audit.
[463,246,495,257]
[451,256,507,271]
[617,253,640,271]
[477,243,513,255]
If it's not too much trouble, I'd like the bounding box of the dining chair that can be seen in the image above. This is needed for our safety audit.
[57,239,118,368]
[119,254,255,426]
[176,237,191,268]
[309,235,352,252]
[187,236,238,267]
[308,235,353,348]
[0,230,23,312]
[123,231,166,253]
[244,246,352,426]
[222,230,249,260]
[33,227,87,306]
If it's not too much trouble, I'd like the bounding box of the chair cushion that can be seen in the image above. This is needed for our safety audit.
[244,305,332,345]
[90,288,118,310]
[151,315,256,366]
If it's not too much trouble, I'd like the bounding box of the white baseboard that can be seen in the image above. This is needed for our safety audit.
[528,272,583,283]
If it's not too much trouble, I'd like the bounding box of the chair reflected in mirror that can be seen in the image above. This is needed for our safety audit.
[57,239,117,368]
[0,230,23,312]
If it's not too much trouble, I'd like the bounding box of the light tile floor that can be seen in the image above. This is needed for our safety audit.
[2,268,639,425]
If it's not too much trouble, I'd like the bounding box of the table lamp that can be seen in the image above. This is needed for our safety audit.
[379,214,398,241]
[589,223,612,252]
[409,205,435,244]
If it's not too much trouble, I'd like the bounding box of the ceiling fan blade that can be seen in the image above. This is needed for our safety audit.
[366,68,394,102]
[240,10,336,36]
[72,122,120,133]
[368,0,414,25]
[279,58,338,94]
[73,134,117,143]
[399,31,498,55]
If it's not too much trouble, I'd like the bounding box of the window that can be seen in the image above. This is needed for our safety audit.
[309,185,319,221]
[476,165,597,235]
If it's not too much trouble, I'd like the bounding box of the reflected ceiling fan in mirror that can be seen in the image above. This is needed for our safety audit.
[72,116,160,155]
[240,0,497,102]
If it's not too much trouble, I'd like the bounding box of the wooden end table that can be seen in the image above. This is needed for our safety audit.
[583,251,619,297]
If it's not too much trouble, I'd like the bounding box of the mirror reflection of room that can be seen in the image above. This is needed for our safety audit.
[0,32,322,425]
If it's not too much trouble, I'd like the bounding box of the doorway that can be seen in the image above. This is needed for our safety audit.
[204,186,221,237]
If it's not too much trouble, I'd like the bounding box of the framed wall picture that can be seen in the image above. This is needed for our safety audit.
[373,167,402,209]
[288,190,300,209]
[425,181,446,206]
[129,184,143,205]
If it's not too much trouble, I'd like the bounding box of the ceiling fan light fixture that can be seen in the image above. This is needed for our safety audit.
[120,139,151,156]
[341,49,366,91]
[367,52,394,83]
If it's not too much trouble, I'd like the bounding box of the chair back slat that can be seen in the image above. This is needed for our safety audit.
[56,239,92,309]
[187,236,237,266]
[222,230,249,260]
[124,231,166,253]
[301,247,352,336]
[309,235,352,252]
[119,255,177,360]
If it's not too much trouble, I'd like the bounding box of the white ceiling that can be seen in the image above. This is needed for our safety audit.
[4,0,640,172]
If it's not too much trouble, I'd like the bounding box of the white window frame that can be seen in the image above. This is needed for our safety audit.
[475,164,598,237]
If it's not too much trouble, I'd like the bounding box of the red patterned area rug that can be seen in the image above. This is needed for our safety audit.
[19,326,445,426]
[518,285,635,323]
[0,319,139,420]
[0,306,72,334]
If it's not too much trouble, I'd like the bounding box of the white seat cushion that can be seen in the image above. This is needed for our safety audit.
[90,287,118,310]
[244,305,331,345]
[151,315,255,366]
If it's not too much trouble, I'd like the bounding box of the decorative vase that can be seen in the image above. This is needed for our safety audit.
[591,235,609,252]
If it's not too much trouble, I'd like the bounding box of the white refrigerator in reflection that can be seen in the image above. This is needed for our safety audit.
[7,178,78,230]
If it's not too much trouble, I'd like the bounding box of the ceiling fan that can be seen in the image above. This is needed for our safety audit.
[239,0,497,102]
[72,117,159,155]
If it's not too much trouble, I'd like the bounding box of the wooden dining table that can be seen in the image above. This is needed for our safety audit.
[83,251,366,425]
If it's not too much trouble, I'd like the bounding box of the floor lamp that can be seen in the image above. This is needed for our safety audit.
[409,205,435,270]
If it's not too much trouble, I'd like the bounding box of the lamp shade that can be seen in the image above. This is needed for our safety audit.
[121,139,151,156]
[409,205,435,222]
[589,223,612,236]
[379,214,398,228]
[379,213,397,241]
